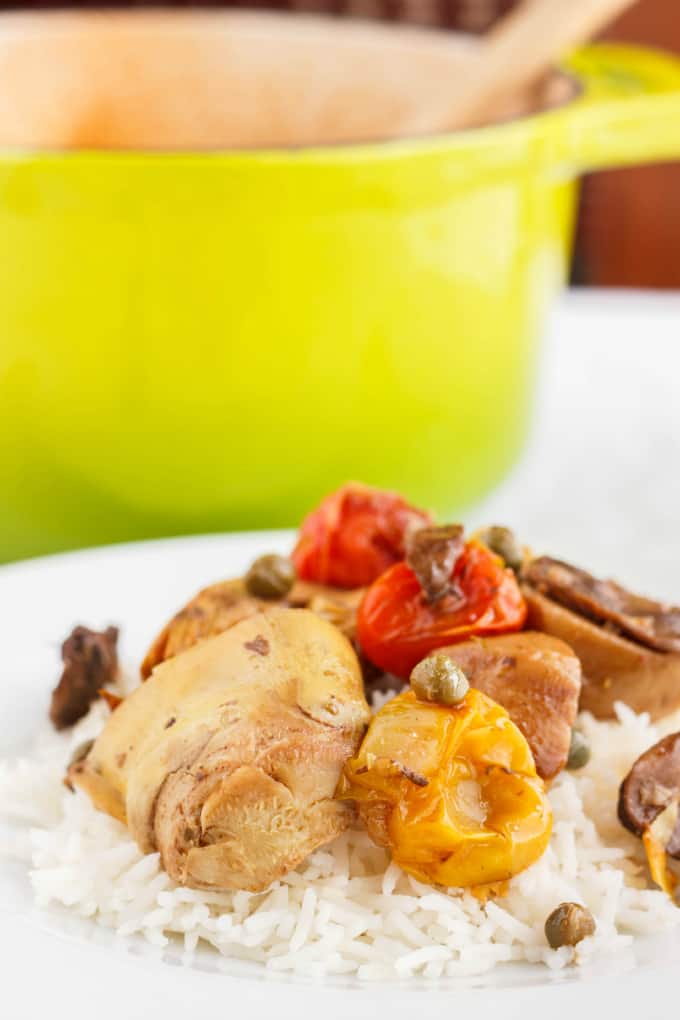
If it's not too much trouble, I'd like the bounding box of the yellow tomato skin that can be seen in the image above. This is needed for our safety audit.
[337,689,552,889]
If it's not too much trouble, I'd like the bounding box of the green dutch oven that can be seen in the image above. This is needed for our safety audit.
[1,11,680,562]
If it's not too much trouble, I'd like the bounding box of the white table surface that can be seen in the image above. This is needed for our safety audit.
[471,288,680,600]
[2,287,680,1020]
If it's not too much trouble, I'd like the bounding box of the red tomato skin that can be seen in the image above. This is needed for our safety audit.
[357,543,527,678]
[292,482,432,589]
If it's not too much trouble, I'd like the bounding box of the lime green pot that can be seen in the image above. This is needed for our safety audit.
[1,30,680,561]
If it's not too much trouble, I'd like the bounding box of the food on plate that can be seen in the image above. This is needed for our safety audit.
[566,729,591,771]
[7,480,680,982]
[141,573,364,678]
[244,553,296,600]
[337,687,552,889]
[49,625,119,729]
[357,528,527,678]
[544,902,596,949]
[292,481,432,588]
[141,577,264,678]
[409,653,470,706]
[523,556,680,719]
[525,557,680,652]
[299,584,365,641]
[618,732,680,898]
[474,525,525,574]
[99,689,123,712]
[70,609,370,892]
[63,739,96,790]
[424,632,581,780]
[404,524,465,602]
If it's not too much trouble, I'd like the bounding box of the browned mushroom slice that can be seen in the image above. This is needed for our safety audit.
[524,557,680,654]
[619,732,680,853]
[420,632,581,780]
[49,626,119,730]
[523,585,680,720]
[618,733,680,897]
[141,577,364,679]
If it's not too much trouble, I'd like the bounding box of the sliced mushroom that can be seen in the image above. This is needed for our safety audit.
[642,803,679,898]
[523,585,680,719]
[618,732,680,855]
[141,576,364,678]
[49,625,119,730]
[618,732,680,897]
[525,557,680,653]
[422,632,581,780]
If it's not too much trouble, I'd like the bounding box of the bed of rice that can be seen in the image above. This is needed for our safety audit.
[1,685,679,982]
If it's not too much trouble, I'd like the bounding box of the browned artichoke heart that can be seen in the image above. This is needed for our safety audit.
[141,575,364,678]
[70,609,370,893]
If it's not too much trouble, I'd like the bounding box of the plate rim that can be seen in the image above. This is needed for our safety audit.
[1,531,678,1019]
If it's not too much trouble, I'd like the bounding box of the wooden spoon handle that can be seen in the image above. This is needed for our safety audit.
[408,0,638,135]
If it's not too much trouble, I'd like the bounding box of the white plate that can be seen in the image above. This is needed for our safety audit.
[1,532,678,1020]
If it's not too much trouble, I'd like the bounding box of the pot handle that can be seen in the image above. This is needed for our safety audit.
[561,44,680,171]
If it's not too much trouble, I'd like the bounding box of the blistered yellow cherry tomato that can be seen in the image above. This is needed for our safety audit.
[337,688,552,889]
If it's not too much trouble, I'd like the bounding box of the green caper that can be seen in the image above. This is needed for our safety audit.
[245,554,296,600]
[410,654,470,707]
[544,902,596,949]
[567,729,591,770]
[478,525,524,573]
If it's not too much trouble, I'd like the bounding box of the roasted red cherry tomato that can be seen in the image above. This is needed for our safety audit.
[292,483,432,589]
[357,542,527,677]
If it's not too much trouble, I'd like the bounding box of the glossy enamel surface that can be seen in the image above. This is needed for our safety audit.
[1,39,679,561]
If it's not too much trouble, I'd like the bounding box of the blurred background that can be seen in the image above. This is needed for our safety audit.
[7,0,680,289]
[0,1,678,567]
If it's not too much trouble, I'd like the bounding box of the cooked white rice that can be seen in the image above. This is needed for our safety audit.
[1,685,679,981]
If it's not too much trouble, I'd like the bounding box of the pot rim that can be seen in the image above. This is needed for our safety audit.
[0,11,678,176]
[0,6,584,163]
